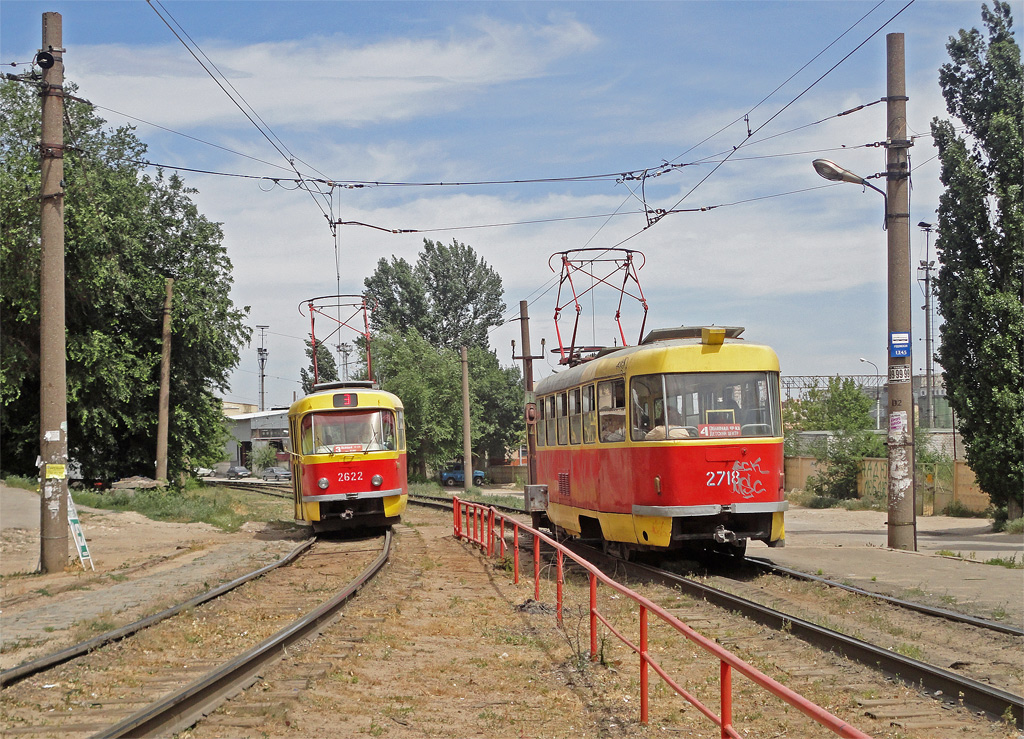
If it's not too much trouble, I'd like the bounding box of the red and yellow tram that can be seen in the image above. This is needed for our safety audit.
[288,381,408,533]
[533,326,785,557]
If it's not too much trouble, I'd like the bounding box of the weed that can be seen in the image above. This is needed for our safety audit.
[894,643,924,660]
[984,554,1022,569]
[3,475,38,491]
[1003,517,1024,535]
[107,573,128,582]
[34,587,51,596]
[941,499,986,518]
[992,606,1008,621]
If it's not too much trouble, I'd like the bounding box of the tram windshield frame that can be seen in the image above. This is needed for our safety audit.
[630,371,781,441]
[300,409,398,454]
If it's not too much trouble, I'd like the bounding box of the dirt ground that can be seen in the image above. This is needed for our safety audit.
[2,485,1022,738]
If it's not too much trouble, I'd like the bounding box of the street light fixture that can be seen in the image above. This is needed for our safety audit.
[859,358,881,430]
[813,159,887,228]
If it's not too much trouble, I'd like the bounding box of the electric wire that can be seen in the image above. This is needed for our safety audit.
[145,0,335,230]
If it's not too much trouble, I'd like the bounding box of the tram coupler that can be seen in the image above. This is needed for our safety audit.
[339,509,354,520]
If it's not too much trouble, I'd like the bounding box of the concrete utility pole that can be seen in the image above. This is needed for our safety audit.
[461,346,473,493]
[38,12,68,573]
[885,33,917,551]
[512,300,542,485]
[156,278,173,481]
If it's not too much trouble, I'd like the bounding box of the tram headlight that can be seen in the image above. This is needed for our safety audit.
[317,477,329,490]
[371,474,383,487]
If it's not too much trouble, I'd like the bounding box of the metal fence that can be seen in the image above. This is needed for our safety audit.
[453,497,872,738]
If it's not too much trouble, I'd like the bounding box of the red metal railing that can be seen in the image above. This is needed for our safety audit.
[453,497,871,738]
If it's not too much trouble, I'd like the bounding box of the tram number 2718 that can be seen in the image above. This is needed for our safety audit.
[706,470,740,487]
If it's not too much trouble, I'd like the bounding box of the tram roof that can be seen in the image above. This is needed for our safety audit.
[288,385,403,416]
[536,332,780,395]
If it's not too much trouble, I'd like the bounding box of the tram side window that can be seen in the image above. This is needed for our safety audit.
[597,379,626,442]
[397,410,407,451]
[569,388,583,445]
[556,392,569,445]
[544,396,556,448]
[582,385,597,444]
[536,397,547,447]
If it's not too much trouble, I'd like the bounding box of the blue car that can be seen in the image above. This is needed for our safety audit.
[440,464,485,487]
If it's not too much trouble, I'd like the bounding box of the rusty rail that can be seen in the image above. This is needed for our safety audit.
[453,497,870,738]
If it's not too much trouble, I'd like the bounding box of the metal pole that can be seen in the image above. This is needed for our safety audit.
[885,33,916,551]
[256,325,269,411]
[39,12,68,573]
[461,346,473,492]
[918,223,935,428]
[155,278,173,481]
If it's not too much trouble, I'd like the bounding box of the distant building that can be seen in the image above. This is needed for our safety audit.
[222,400,258,417]
[223,409,290,468]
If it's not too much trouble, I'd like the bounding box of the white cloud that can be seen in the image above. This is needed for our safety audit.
[74,16,599,128]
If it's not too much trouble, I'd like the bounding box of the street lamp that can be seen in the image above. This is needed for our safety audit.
[813,149,916,551]
[859,358,880,430]
[812,159,887,229]
[917,222,936,428]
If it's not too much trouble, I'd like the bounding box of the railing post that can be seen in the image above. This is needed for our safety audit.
[453,497,460,538]
[513,525,520,584]
[556,549,564,624]
[589,572,598,661]
[721,661,733,739]
[488,508,495,556]
[640,606,649,725]
[533,532,541,601]
[499,517,506,557]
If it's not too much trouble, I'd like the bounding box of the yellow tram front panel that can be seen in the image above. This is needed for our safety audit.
[288,383,408,528]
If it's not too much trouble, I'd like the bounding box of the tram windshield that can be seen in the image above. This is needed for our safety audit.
[300,410,397,454]
[630,372,780,441]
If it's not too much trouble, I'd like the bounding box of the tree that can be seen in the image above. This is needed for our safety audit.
[299,340,339,395]
[364,238,506,349]
[1,79,249,481]
[371,329,524,478]
[931,1,1023,515]
[785,377,884,499]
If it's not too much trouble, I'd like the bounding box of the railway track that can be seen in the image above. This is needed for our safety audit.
[573,542,1023,727]
[0,531,391,738]
[420,495,1022,728]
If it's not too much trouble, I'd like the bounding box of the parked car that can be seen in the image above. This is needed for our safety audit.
[261,466,291,481]
[194,467,214,477]
[439,463,485,487]
[225,466,251,479]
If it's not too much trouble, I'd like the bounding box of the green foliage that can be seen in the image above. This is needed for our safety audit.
[299,339,339,394]
[1,79,248,481]
[250,444,280,472]
[931,2,1024,511]
[785,377,884,499]
[71,482,294,532]
[364,238,506,350]
[372,329,523,477]
[363,238,522,475]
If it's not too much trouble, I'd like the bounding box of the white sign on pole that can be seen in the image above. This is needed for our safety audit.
[67,493,94,570]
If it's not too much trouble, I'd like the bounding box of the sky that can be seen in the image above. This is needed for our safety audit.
[1,0,988,409]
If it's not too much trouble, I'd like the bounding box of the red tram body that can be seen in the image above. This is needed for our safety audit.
[533,326,786,556]
[288,382,408,533]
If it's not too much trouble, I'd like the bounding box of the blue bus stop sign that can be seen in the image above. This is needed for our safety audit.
[890,331,910,358]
